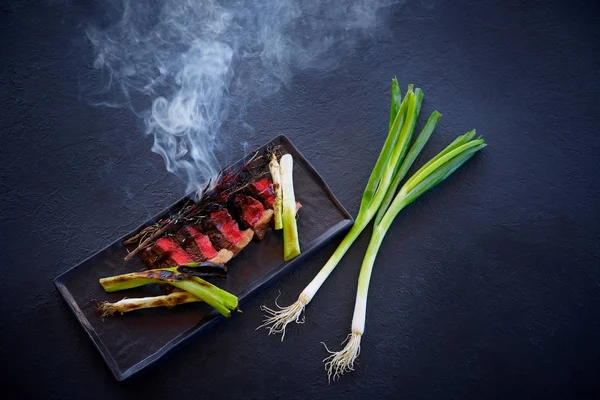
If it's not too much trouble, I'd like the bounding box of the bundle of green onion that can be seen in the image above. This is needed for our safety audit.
[259,79,486,380]
[323,129,485,381]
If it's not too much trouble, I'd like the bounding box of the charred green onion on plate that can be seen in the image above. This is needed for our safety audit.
[97,264,238,318]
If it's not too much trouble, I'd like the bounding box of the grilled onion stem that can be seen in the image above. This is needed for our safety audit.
[98,291,201,317]
[280,154,301,260]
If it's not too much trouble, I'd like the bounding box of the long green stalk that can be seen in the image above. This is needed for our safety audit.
[259,82,430,339]
[324,134,486,381]
[301,91,419,294]
[359,82,407,213]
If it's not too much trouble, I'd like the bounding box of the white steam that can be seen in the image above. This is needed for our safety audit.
[87,0,399,197]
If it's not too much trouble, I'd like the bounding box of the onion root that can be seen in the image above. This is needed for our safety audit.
[257,294,307,341]
[323,331,362,382]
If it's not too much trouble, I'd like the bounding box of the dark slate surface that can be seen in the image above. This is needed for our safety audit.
[1,0,599,398]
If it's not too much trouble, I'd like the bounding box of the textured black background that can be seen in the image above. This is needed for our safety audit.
[1,0,600,399]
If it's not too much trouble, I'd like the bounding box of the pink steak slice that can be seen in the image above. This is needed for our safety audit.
[176,225,233,264]
[234,194,274,241]
[249,177,276,209]
[206,208,254,255]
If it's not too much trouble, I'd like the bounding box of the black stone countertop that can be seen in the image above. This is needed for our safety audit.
[1,0,599,398]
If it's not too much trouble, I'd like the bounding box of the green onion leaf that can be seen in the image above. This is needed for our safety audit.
[359,85,411,214]
[374,110,441,225]
[388,77,402,131]
[402,129,477,191]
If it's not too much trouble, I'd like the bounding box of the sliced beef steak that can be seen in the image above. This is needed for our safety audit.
[175,225,233,264]
[233,194,274,240]
[137,237,194,269]
[249,177,276,209]
[153,237,195,266]
[205,208,254,255]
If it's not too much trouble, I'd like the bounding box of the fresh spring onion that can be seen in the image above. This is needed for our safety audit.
[259,79,434,339]
[98,268,238,317]
[270,154,284,230]
[323,131,486,381]
[280,154,301,260]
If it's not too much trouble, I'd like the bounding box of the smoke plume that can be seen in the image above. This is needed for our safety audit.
[86,0,398,197]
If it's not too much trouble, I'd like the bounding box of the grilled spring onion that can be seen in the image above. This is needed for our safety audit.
[323,131,486,381]
[280,154,301,260]
[270,154,283,230]
[98,291,201,317]
[259,80,431,339]
[98,268,238,317]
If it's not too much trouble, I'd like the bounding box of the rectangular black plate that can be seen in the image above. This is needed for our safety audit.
[54,135,353,381]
